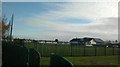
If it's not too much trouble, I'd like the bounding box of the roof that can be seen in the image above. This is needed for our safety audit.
[70,38,84,42]
[92,38,104,43]
[83,37,93,41]
[70,37,104,43]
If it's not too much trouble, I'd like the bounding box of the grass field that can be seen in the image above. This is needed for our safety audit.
[24,43,119,67]
[40,56,119,66]
[25,43,119,57]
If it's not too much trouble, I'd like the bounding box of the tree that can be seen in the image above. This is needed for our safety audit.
[2,17,11,40]
[2,14,14,42]
[108,40,111,43]
[55,39,59,44]
[115,40,118,44]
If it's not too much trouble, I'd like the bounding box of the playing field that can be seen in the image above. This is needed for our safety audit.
[25,43,119,57]
[40,55,119,67]
[24,43,119,67]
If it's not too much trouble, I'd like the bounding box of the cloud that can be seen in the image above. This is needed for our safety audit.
[34,17,118,41]
[18,2,118,41]
[37,2,117,20]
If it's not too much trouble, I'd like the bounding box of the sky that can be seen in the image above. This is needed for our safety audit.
[2,0,119,2]
[2,2,118,41]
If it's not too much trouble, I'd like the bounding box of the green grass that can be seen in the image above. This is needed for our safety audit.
[24,43,119,67]
[25,43,119,57]
[40,56,119,66]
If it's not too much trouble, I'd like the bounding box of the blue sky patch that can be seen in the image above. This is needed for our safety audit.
[58,18,92,24]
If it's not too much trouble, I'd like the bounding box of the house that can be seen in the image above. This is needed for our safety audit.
[83,37,93,46]
[90,38,104,45]
[70,37,104,46]
[70,38,84,45]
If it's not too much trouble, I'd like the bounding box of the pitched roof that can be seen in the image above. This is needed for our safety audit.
[70,38,84,42]
[70,37,104,43]
[83,37,93,41]
[93,38,104,43]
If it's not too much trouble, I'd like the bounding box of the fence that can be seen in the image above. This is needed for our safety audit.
[25,43,120,57]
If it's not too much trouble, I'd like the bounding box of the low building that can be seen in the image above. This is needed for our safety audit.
[38,40,57,44]
[24,39,32,43]
[38,40,70,45]
[59,41,70,45]
[14,38,37,43]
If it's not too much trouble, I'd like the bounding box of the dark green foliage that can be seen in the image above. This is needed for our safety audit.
[2,41,40,67]
[2,41,28,66]
[50,54,74,67]
[28,48,40,67]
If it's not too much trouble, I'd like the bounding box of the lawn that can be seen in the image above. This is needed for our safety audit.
[40,56,119,67]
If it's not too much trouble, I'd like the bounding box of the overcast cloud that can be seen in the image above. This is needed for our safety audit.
[17,2,118,41]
